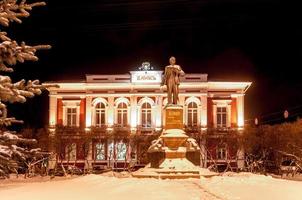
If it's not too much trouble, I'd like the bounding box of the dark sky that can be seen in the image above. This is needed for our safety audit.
[6,0,302,128]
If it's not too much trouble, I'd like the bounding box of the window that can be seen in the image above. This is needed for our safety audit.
[141,102,152,128]
[65,143,77,161]
[117,102,128,126]
[95,102,106,127]
[187,102,198,127]
[217,107,227,128]
[116,142,127,161]
[95,143,105,160]
[67,108,77,126]
[217,145,227,160]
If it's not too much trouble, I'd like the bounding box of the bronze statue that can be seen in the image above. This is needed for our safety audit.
[161,56,185,105]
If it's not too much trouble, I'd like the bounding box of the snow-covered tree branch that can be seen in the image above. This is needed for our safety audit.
[0,0,50,178]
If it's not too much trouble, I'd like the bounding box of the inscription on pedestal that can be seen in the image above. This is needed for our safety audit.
[165,107,183,129]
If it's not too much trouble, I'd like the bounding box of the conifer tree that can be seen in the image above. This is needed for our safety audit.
[0,0,50,177]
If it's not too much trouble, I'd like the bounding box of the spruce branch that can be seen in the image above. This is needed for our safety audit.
[0,0,46,26]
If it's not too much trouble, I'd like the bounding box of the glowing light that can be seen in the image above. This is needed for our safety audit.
[237,95,244,127]
[200,115,207,127]
[238,127,244,131]
[155,127,162,131]
[130,109,137,128]
[131,128,137,134]
[48,127,55,132]
[49,96,57,126]
[107,112,114,126]
[237,116,244,127]
[155,115,161,128]
[106,127,113,132]
[86,114,92,128]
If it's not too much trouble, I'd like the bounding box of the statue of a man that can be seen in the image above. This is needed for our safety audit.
[161,56,185,105]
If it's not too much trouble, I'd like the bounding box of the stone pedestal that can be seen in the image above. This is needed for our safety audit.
[165,106,183,129]
[132,106,218,179]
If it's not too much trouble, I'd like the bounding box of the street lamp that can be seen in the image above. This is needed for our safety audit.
[254,117,259,126]
[284,110,289,122]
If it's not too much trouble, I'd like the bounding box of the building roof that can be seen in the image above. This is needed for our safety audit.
[44,70,251,96]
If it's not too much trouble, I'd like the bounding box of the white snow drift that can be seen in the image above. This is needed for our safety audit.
[1,173,302,200]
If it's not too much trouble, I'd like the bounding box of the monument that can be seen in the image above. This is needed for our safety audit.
[133,57,215,179]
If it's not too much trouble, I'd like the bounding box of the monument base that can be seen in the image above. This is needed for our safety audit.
[133,129,217,179]
[165,106,183,129]
[132,163,217,179]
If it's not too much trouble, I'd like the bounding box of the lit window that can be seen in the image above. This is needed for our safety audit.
[187,102,198,127]
[116,142,127,161]
[95,143,105,160]
[65,143,77,161]
[217,144,227,160]
[217,107,227,128]
[67,108,77,126]
[95,102,106,127]
[141,102,152,128]
[117,102,128,126]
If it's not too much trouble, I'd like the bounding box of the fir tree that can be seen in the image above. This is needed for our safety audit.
[0,0,50,178]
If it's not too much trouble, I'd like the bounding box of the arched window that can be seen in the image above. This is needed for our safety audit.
[141,102,152,128]
[65,143,77,161]
[117,102,128,126]
[187,101,198,127]
[95,102,106,127]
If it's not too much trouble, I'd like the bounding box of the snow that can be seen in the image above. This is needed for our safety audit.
[159,158,199,170]
[0,174,209,200]
[1,173,302,200]
[163,129,186,135]
[2,132,19,140]
[0,145,11,156]
[201,172,302,200]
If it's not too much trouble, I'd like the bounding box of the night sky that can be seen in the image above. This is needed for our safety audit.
[6,0,302,128]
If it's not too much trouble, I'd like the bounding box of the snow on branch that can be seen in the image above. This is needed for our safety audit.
[0,39,50,72]
[0,1,52,177]
[0,0,46,26]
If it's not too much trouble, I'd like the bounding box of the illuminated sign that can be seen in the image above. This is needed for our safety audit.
[130,71,163,83]
[130,62,163,83]
[137,75,156,81]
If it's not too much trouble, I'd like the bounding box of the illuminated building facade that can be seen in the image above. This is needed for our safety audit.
[46,62,251,170]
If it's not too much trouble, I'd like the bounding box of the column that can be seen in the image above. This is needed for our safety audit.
[130,96,137,129]
[227,104,231,128]
[49,95,57,127]
[85,96,92,128]
[107,96,114,126]
[237,94,244,127]
[179,95,185,125]
[213,104,217,128]
[200,95,207,127]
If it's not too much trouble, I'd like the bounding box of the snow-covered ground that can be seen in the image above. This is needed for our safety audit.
[201,172,302,200]
[1,172,302,200]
